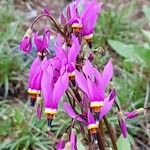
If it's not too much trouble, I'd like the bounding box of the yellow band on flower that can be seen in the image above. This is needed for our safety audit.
[45,108,57,115]
[72,23,83,28]
[28,88,41,95]
[88,123,98,130]
[90,101,104,108]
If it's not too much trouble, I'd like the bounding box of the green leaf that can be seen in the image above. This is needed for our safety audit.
[117,135,131,150]
[14,108,24,125]
[143,5,150,22]
[108,40,141,63]
[142,29,150,42]
[133,45,150,67]
[108,40,150,68]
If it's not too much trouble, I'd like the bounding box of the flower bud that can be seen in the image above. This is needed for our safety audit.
[125,108,144,119]
[118,111,127,138]
[20,28,33,53]
[56,133,68,150]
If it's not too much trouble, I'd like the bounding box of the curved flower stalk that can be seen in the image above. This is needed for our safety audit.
[42,66,69,127]
[76,59,113,118]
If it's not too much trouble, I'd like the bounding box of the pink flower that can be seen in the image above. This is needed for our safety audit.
[42,65,69,127]
[76,60,113,113]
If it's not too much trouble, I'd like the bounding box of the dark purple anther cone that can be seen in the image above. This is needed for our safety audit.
[30,98,36,107]
[47,118,52,127]
[88,41,92,49]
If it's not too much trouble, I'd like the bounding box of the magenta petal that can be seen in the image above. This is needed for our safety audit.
[52,72,69,108]
[125,111,138,119]
[83,60,94,78]
[34,70,43,90]
[20,36,32,53]
[60,13,66,24]
[118,111,127,138]
[68,37,80,64]
[87,109,95,125]
[102,60,113,87]
[87,78,96,101]
[28,57,41,88]
[63,102,84,123]
[120,119,127,138]
[41,69,53,108]
[99,89,116,119]
[75,70,89,96]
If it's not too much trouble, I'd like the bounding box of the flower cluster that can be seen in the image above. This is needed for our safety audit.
[20,0,145,149]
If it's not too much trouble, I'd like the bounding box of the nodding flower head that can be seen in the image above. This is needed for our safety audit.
[66,2,83,33]
[34,29,50,59]
[76,59,113,114]
[42,66,69,127]
[81,0,102,48]
[20,28,33,53]
[28,57,43,107]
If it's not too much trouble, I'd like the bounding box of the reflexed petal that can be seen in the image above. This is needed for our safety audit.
[68,37,80,64]
[52,72,69,108]
[87,78,96,100]
[75,70,89,97]
[102,60,113,87]
[28,57,41,88]
[63,102,84,123]
[60,13,66,24]
[87,109,95,125]
[99,89,116,119]
[41,69,53,108]
[83,60,94,78]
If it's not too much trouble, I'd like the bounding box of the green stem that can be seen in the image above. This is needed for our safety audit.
[103,116,118,150]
